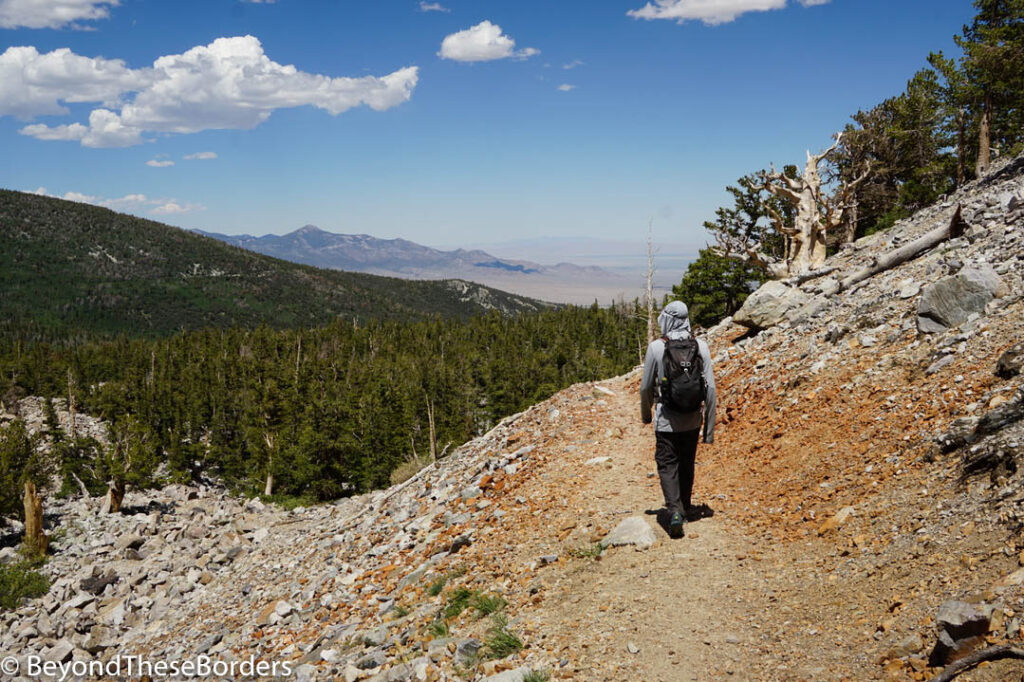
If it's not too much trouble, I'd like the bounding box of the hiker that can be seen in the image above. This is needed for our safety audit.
[640,301,717,538]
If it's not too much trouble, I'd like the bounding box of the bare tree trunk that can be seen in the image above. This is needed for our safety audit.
[841,199,858,245]
[22,481,47,555]
[67,369,77,440]
[837,206,968,293]
[956,108,967,187]
[263,432,275,496]
[426,397,437,461]
[645,219,658,341]
[71,471,90,499]
[977,94,992,178]
[102,479,125,514]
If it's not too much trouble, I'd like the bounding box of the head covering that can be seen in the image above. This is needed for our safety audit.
[658,300,692,340]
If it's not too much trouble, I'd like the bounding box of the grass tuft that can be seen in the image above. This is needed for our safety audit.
[523,670,551,682]
[568,542,604,559]
[443,586,475,620]
[427,619,450,638]
[470,592,507,617]
[483,613,524,660]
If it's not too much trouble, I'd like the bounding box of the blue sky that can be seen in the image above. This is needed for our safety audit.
[0,0,974,253]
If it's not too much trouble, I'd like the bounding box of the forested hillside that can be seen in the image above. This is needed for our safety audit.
[0,190,547,342]
[0,305,644,504]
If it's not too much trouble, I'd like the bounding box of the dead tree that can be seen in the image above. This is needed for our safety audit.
[102,478,126,514]
[836,205,968,293]
[761,133,871,278]
[645,219,658,342]
[22,481,47,556]
[263,432,275,496]
[426,397,437,462]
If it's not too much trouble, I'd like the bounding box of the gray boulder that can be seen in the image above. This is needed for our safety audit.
[601,517,657,551]
[928,601,993,666]
[997,342,1024,379]
[917,265,1006,333]
[733,281,813,330]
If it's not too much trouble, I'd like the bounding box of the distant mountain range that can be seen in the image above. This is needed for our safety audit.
[194,225,610,280]
[0,190,547,340]
[195,225,632,304]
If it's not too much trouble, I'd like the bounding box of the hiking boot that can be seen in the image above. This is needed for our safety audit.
[669,511,685,539]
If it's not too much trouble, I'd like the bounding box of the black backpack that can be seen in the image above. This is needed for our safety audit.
[659,336,705,413]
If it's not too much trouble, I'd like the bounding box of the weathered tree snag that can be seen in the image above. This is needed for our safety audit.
[71,471,90,499]
[762,133,871,278]
[836,205,968,293]
[67,368,77,440]
[929,644,1024,682]
[977,93,992,179]
[22,481,47,555]
[263,432,275,497]
[426,397,437,462]
[645,219,658,342]
[103,479,125,514]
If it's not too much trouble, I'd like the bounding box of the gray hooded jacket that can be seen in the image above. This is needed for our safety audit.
[639,301,717,442]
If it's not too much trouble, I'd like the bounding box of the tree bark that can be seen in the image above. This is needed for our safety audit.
[836,206,967,293]
[23,481,47,555]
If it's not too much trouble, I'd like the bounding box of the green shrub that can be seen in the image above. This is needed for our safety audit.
[523,670,550,682]
[0,562,50,611]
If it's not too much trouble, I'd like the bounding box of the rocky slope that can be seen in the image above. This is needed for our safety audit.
[1,156,1023,681]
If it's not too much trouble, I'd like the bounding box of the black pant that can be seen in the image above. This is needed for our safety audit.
[654,430,699,516]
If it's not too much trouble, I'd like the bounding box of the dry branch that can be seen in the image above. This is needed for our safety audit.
[836,205,968,293]
[929,644,1024,682]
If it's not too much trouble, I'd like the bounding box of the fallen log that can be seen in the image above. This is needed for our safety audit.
[836,205,968,294]
[929,644,1024,682]
[781,265,838,287]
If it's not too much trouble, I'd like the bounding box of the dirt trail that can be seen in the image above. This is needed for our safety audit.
[498,373,770,681]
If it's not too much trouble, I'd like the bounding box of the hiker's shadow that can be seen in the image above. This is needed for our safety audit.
[645,504,715,534]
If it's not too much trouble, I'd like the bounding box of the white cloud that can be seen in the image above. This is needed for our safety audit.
[557,84,576,92]
[184,151,217,160]
[562,59,584,70]
[32,186,203,215]
[146,158,173,167]
[9,36,419,147]
[438,21,539,62]
[0,0,118,30]
[151,200,201,215]
[0,46,148,118]
[627,0,826,25]
[418,1,449,12]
